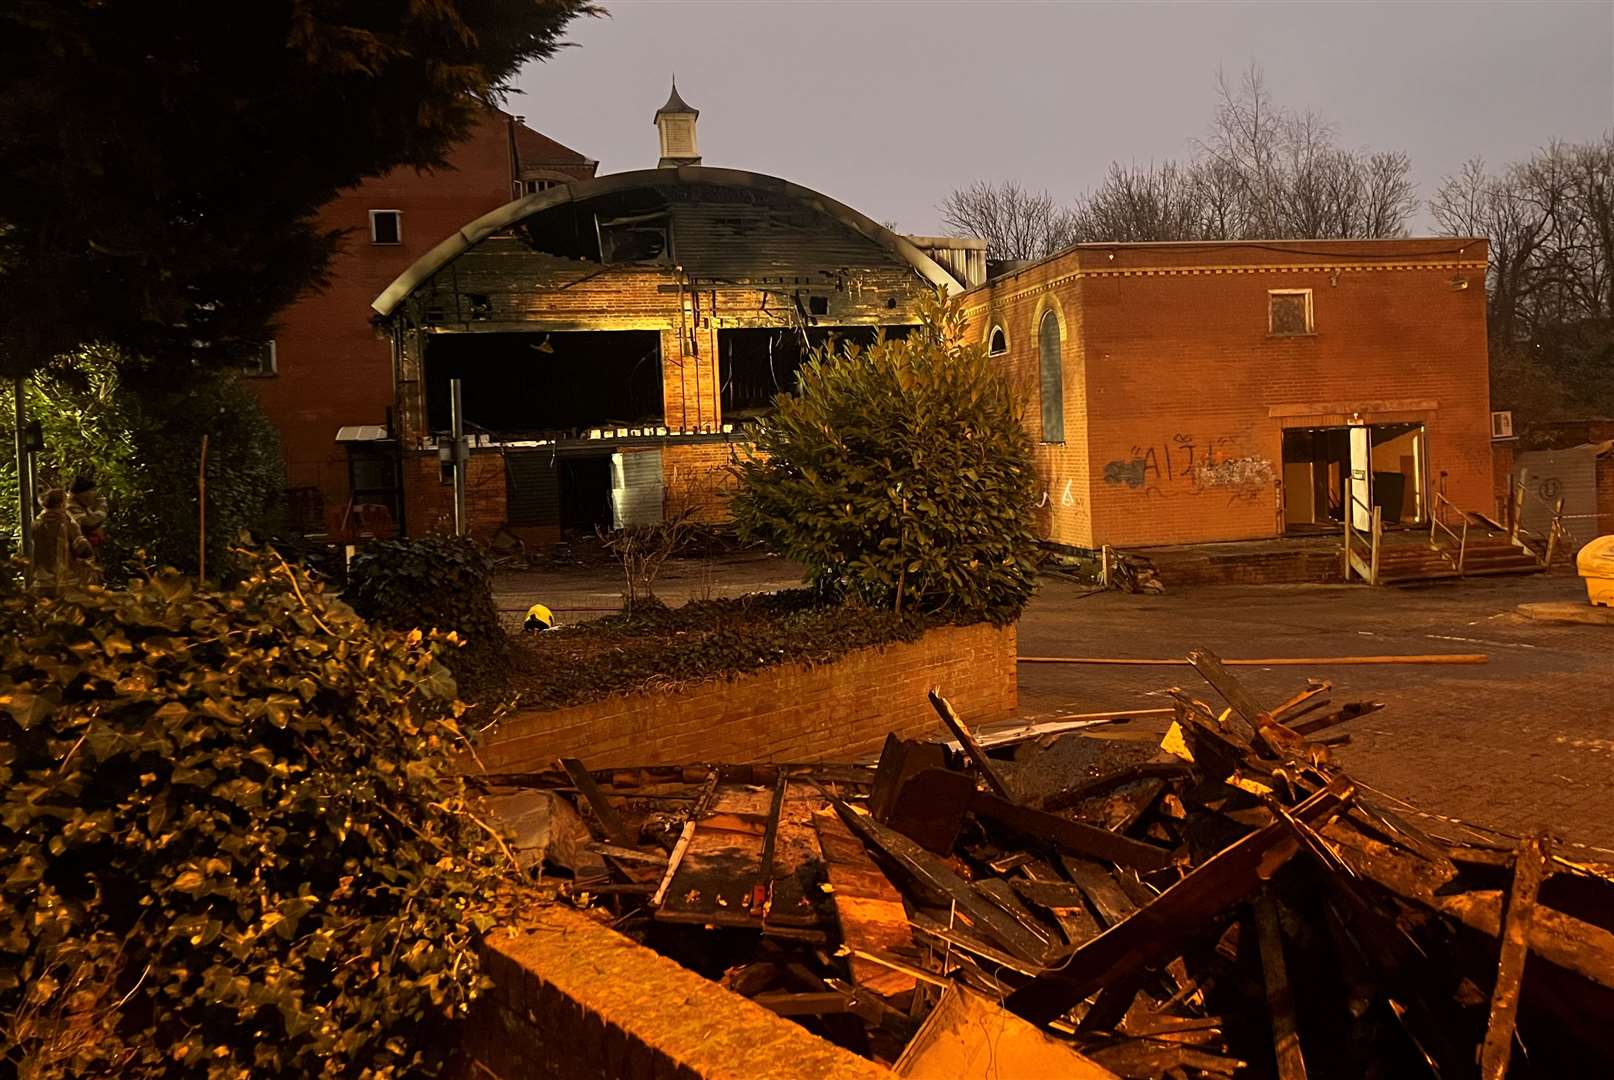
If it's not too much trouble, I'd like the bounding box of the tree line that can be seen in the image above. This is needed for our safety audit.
[940,66,1612,427]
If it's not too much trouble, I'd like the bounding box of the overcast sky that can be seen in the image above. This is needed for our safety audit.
[510,0,1614,235]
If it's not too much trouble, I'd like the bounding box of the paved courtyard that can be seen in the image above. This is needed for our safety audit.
[1016,571,1614,859]
[494,552,1613,859]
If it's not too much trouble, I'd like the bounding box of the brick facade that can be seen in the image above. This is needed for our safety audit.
[250,111,594,524]
[468,622,1017,773]
[962,239,1494,550]
[458,905,891,1079]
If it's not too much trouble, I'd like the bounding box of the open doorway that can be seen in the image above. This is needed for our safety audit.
[1282,423,1425,530]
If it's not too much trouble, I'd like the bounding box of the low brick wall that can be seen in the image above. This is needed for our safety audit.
[474,622,1017,772]
[459,905,891,1079]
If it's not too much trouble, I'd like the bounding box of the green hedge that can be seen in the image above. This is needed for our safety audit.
[0,553,508,1076]
[729,292,1039,625]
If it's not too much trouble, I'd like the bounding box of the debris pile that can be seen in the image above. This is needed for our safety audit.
[478,648,1614,1078]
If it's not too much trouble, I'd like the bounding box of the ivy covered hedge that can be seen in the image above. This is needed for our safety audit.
[506,589,930,711]
[344,535,510,696]
[0,553,510,1077]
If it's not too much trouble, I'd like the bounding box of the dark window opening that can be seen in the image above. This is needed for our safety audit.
[987,326,1008,356]
[464,294,493,321]
[519,189,672,262]
[718,325,913,419]
[370,210,401,245]
[807,295,830,316]
[424,330,663,438]
[1038,311,1064,443]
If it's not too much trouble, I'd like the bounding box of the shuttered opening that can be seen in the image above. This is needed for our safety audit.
[505,452,562,528]
[611,450,665,529]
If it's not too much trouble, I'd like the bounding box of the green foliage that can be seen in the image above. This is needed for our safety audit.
[344,536,510,694]
[508,588,928,711]
[729,293,1040,625]
[0,0,596,381]
[0,551,510,1077]
[0,349,285,578]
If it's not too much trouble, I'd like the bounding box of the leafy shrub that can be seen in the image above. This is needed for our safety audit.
[0,348,285,579]
[344,535,510,693]
[0,552,509,1077]
[729,292,1040,625]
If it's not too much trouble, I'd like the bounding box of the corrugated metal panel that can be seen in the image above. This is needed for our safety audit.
[505,451,562,527]
[1515,445,1600,552]
[611,449,664,528]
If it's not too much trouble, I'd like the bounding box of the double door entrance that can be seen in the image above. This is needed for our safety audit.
[1281,423,1426,531]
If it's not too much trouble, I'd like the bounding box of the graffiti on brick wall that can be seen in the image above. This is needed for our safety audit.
[1035,479,1078,510]
[1102,433,1273,504]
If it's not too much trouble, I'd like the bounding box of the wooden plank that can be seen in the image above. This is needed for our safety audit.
[893,985,1121,1080]
[869,734,948,821]
[1255,894,1309,1080]
[1018,654,1488,666]
[928,690,1011,800]
[1060,857,1138,928]
[1323,822,1614,990]
[971,790,1175,872]
[1006,781,1351,1026]
[827,798,1054,965]
[764,781,833,931]
[657,784,775,928]
[1479,833,1548,1080]
[975,878,1058,958]
[560,756,636,847]
[750,774,788,916]
[813,807,918,997]
[1042,761,1192,813]
[1019,858,1102,948]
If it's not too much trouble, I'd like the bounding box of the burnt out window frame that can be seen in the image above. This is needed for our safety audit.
[1268,288,1314,337]
[1037,310,1065,444]
[987,325,1009,356]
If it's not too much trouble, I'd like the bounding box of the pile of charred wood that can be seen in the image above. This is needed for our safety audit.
[481,648,1614,1078]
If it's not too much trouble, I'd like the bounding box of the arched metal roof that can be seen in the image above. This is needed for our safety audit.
[371,165,961,319]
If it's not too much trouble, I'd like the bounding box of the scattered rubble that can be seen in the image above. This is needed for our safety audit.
[474,648,1614,1078]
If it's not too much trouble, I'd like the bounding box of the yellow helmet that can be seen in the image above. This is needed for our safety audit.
[523,603,554,632]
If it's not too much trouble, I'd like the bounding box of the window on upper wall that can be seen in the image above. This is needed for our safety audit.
[1038,311,1064,443]
[243,341,277,378]
[987,325,1008,356]
[1269,289,1314,336]
[524,179,558,195]
[369,209,402,245]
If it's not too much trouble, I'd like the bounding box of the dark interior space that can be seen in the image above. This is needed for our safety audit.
[559,455,613,532]
[719,325,913,418]
[519,189,672,263]
[425,330,663,437]
[1283,423,1424,529]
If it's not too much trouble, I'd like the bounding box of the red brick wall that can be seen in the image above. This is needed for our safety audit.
[662,441,742,522]
[253,112,594,516]
[401,450,509,539]
[458,905,891,1079]
[963,239,1493,549]
[1493,440,1516,520]
[470,622,1017,772]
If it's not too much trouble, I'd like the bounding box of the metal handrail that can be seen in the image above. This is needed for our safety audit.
[1428,492,1470,573]
[1342,493,1381,583]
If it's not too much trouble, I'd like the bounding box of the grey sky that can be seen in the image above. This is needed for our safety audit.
[511,0,1614,235]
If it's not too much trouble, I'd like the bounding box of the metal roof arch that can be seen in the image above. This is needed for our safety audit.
[370,165,962,319]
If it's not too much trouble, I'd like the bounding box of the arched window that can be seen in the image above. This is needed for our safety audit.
[987,325,1008,356]
[1038,310,1064,443]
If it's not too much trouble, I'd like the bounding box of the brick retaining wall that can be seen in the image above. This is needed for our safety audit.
[458,904,891,1079]
[472,622,1017,772]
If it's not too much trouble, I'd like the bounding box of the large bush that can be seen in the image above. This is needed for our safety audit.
[0,553,508,1076]
[0,349,285,577]
[344,536,510,694]
[730,293,1040,624]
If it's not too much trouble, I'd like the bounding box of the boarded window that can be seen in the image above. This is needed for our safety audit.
[1038,311,1064,443]
[988,326,1008,356]
[1269,290,1313,335]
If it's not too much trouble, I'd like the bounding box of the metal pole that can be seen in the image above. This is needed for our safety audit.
[13,376,33,561]
[449,377,467,537]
